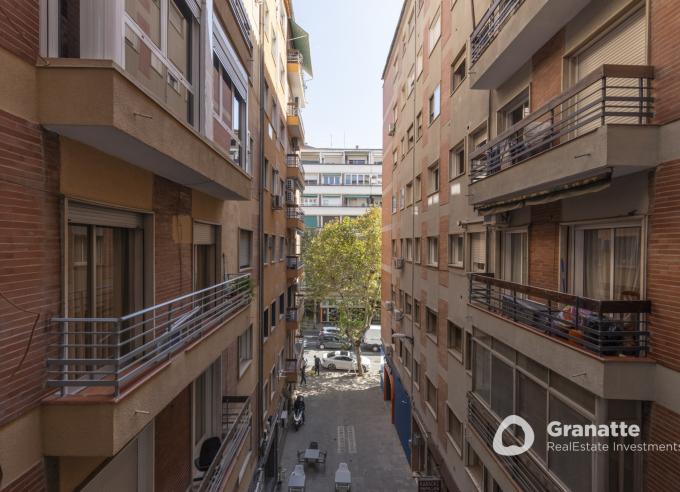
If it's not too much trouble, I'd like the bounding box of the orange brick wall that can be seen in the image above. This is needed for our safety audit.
[0,110,60,426]
[647,160,680,371]
[528,202,561,291]
[1,460,46,492]
[0,0,39,63]
[530,30,565,110]
[154,386,192,492]
[650,0,680,124]
[644,402,680,490]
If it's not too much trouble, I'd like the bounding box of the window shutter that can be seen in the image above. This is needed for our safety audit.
[193,222,215,245]
[470,233,486,269]
[68,201,143,228]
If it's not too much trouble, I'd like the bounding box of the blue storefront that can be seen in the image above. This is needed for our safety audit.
[385,359,412,463]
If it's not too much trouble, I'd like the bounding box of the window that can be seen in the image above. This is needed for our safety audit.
[471,125,487,150]
[429,84,441,123]
[302,195,319,206]
[428,162,439,194]
[499,89,530,133]
[321,195,342,206]
[193,222,218,290]
[392,239,397,257]
[447,321,463,354]
[414,237,422,263]
[320,174,341,185]
[268,234,275,263]
[466,443,483,488]
[405,182,413,206]
[416,112,423,140]
[262,308,269,339]
[451,53,466,93]
[428,9,441,54]
[447,407,463,453]
[468,232,486,273]
[401,137,405,157]
[427,236,439,266]
[279,237,285,260]
[391,194,397,214]
[425,377,437,416]
[415,175,422,201]
[239,229,252,269]
[404,294,412,315]
[399,188,405,209]
[413,359,420,387]
[448,143,465,179]
[408,66,415,95]
[392,148,398,168]
[212,50,246,168]
[405,238,413,260]
[238,325,253,368]
[263,234,268,263]
[407,8,415,33]
[448,234,464,267]
[426,307,438,336]
[413,299,421,325]
[407,124,414,149]
[501,230,528,284]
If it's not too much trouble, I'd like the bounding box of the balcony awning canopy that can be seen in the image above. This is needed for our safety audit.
[291,20,313,76]
[475,173,611,215]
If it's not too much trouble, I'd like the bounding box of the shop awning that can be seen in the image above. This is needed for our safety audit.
[291,20,313,76]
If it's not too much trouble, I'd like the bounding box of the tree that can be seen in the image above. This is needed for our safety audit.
[303,208,381,376]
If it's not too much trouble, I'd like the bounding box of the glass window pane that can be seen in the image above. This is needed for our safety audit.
[583,229,611,299]
[613,227,641,299]
[517,372,547,460]
[548,395,592,491]
[473,343,491,404]
[490,355,513,418]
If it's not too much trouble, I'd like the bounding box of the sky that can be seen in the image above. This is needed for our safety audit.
[293,0,403,149]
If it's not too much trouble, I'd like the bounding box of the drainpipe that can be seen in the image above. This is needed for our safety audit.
[256,0,265,462]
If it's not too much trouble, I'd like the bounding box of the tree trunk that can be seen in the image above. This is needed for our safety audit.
[354,340,364,376]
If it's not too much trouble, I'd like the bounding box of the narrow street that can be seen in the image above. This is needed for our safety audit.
[280,346,415,491]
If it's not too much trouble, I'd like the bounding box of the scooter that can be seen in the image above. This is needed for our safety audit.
[293,407,304,431]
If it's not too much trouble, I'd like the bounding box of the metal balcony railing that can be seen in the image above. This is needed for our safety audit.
[469,274,651,357]
[286,255,303,269]
[470,0,524,64]
[197,396,252,492]
[286,154,305,179]
[469,65,654,183]
[286,206,304,220]
[288,102,301,117]
[48,274,252,396]
[467,392,562,492]
[288,49,304,64]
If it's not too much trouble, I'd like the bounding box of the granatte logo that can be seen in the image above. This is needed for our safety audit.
[492,415,534,456]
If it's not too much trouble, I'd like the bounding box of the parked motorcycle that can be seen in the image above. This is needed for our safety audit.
[292,395,305,431]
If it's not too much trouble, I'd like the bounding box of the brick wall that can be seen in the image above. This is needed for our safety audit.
[153,176,193,303]
[155,386,192,492]
[528,202,561,291]
[644,402,680,490]
[0,110,60,426]
[650,0,680,124]
[530,31,564,111]
[0,460,46,492]
[0,0,39,63]
[647,160,680,370]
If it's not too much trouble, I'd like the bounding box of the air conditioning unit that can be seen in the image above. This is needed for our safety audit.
[393,257,404,269]
[384,300,395,311]
[394,309,404,321]
[271,194,282,209]
[388,123,396,136]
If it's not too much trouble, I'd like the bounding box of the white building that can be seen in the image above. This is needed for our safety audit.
[300,146,383,229]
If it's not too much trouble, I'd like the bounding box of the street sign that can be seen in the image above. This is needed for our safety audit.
[417,477,441,491]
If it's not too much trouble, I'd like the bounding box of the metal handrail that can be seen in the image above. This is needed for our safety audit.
[467,392,562,492]
[286,255,303,269]
[287,102,301,117]
[470,0,524,64]
[197,396,252,492]
[286,206,305,220]
[288,49,303,64]
[468,273,650,357]
[48,274,252,396]
[469,64,654,183]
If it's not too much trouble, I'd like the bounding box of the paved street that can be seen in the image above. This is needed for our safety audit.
[280,345,415,491]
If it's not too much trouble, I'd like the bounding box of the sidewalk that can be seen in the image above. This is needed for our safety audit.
[280,367,415,491]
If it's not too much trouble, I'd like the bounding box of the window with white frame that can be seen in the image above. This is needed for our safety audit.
[415,175,422,201]
[321,174,341,185]
[405,238,413,261]
[302,195,319,206]
[501,230,528,285]
[238,325,253,367]
[321,195,342,206]
[468,232,486,273]
[429,84,441,123]
[416,45,423,77]
[448,142,465,179]
[425,376,437,416]
[428,9,441,54]
[428,161,440,194]
[451,51,466,93]
[391,194,397,214]
[427,236,439,266]
[414,237,421,263]
[239,229,252,269]
[447,406,463,453]
[399,187,405,209]
[448,234,464,267]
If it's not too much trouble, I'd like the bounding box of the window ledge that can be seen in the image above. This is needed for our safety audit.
[238,359,253,379]
[446,434,463,456]
[448,263,464,269]
[448,348,463,363]
[425,401,437,420]
[426,333,438,345]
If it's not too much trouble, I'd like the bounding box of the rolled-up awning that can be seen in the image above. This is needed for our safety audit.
[475,173,612,215]
[291,20,313,77]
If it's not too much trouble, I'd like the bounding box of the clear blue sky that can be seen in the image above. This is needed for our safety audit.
[294,0,403,149]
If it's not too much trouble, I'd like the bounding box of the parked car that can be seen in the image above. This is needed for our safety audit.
[325,350,351,358]
[318,326,341,338]
[317,333,351,350]
[321,353,370,372]
[361,325,382,352]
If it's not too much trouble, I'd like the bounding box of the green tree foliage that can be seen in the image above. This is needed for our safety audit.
[303,208,381,376]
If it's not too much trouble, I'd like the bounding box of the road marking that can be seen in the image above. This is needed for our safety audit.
[337,425,346,453]
[347,425,357,454]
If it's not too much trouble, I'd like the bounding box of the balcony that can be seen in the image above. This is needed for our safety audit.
[469,274,650,357]
[283,349,304,384]
[287,101,304,139]
[287,50,306,106]
[272,194,283,210]
[469,0,590,88]
[287,255,304,281]
[467,392,563,492]
[195,396,252,492]
[286,154,305,184]
[286,206,305,230]
[469,65,656,210]
[38,60,251,201]
[41,275,252,457]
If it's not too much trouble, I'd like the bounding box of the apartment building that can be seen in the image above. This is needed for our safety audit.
[0,0,309,491]
[382,1,680,491]
[300,146,383,230]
